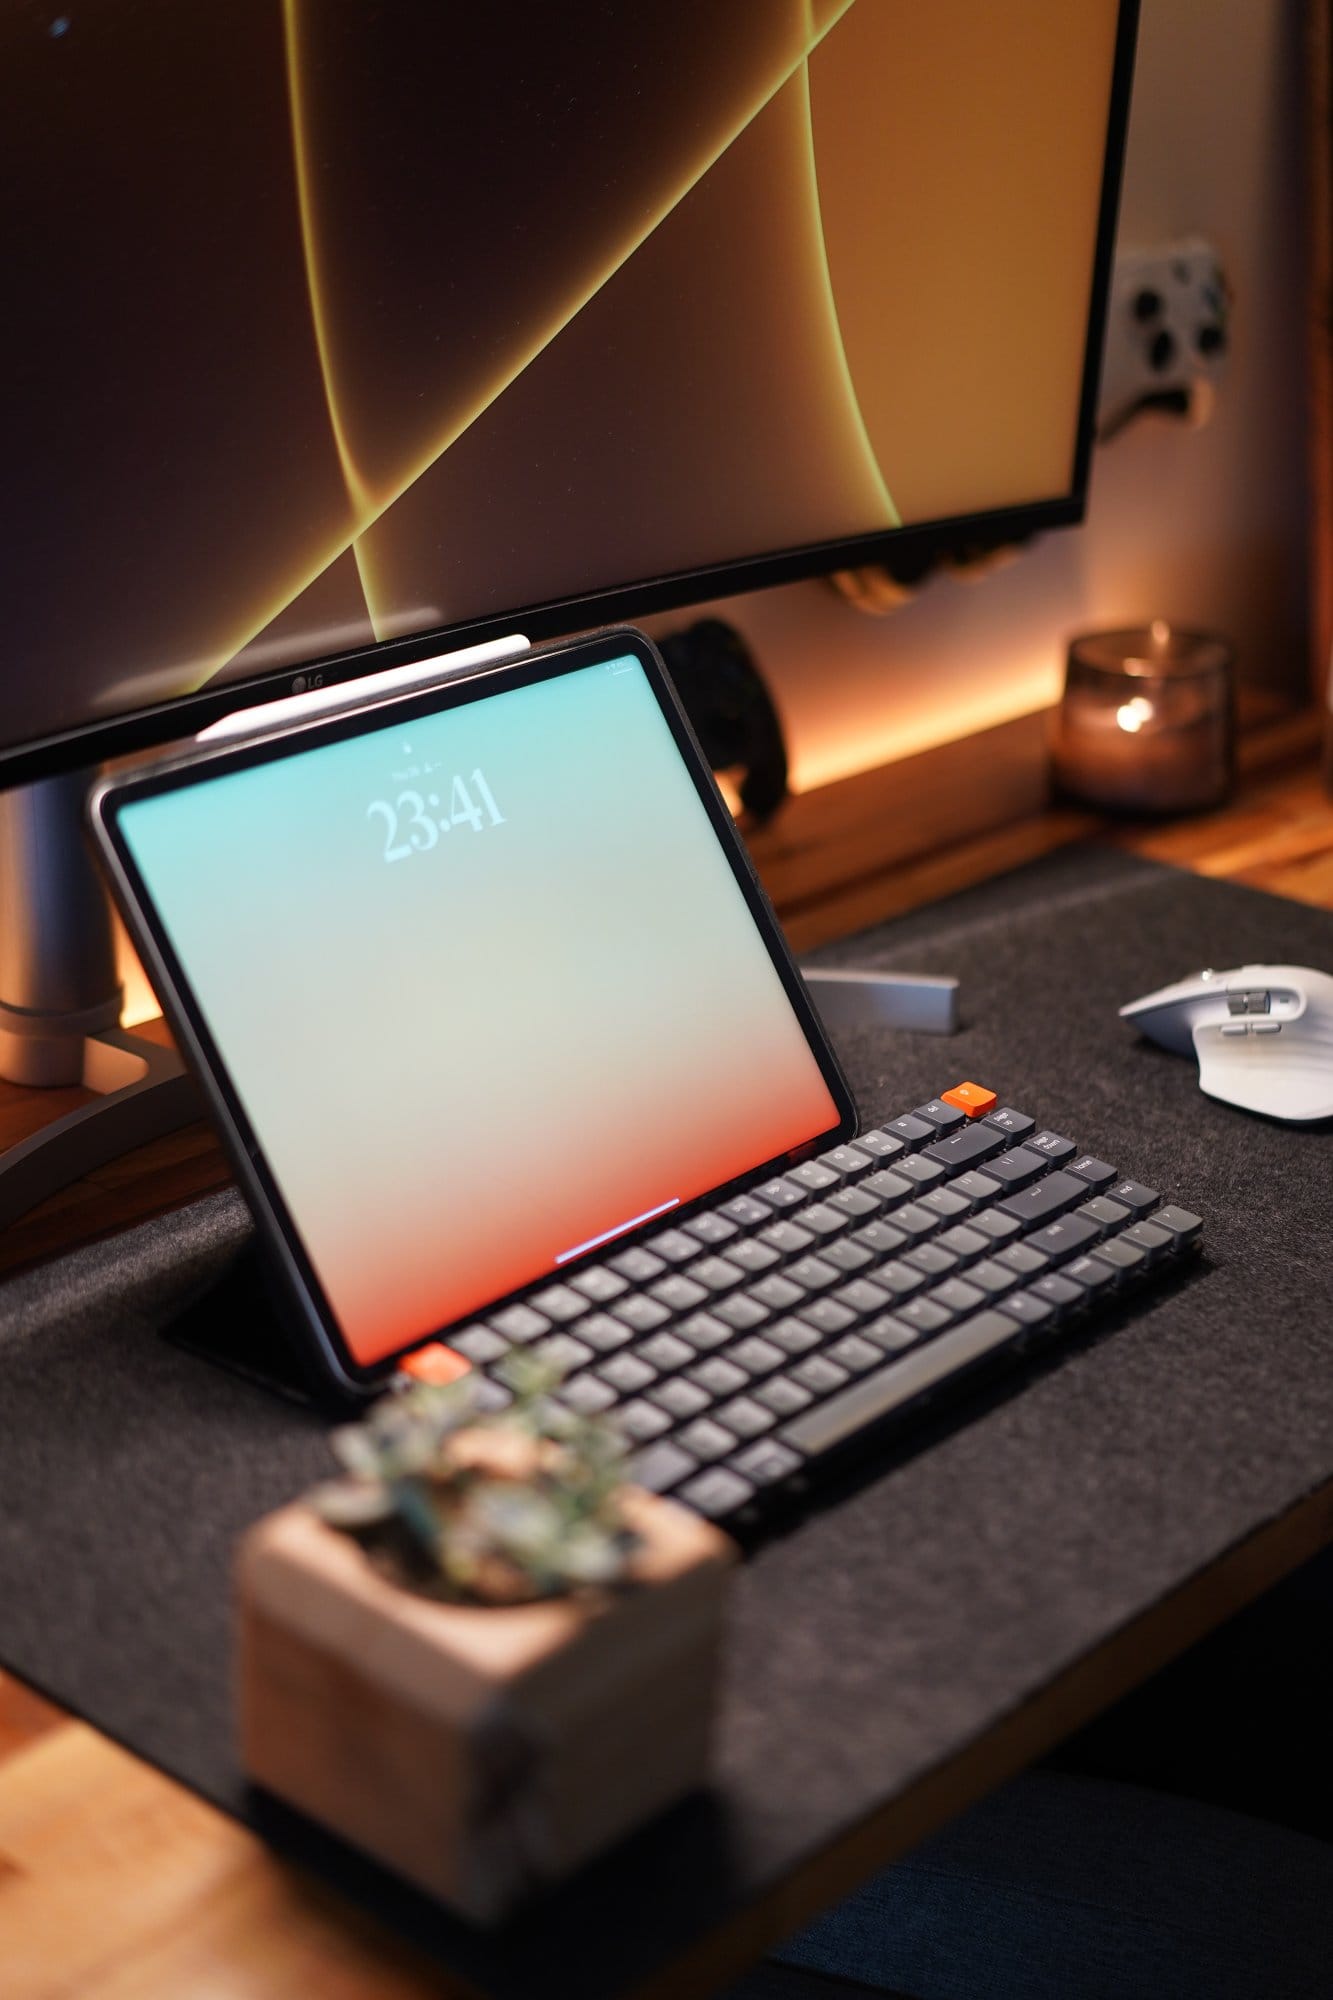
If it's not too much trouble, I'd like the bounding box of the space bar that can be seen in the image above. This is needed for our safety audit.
[779,1310,1022,1456]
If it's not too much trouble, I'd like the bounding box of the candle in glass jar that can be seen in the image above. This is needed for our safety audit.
[1051,622,1234,813]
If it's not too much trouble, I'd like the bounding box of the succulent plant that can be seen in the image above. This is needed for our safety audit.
[309,1354,642,1606]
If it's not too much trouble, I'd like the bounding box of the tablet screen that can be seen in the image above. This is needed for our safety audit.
[113,650,844,1366]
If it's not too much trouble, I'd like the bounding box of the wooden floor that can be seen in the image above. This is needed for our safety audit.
[2,720,1331,1998]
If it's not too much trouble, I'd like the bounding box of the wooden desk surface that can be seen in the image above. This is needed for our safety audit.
[2,720,1331,1999]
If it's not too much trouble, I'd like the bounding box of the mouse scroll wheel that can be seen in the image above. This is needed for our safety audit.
[1225,986,1271,1016]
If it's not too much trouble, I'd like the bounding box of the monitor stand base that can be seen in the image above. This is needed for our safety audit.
[803,969,959,1036]
[0,770,203,1230]
[161,1232,322,1408]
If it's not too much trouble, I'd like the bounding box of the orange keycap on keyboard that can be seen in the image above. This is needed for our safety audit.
[941,1081,998,1119]
[398,1342,471,1385]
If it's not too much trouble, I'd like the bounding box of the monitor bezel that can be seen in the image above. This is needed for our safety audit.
[3,0,1139,793]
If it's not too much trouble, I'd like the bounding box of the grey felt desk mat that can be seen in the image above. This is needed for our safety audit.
[2,847,1332,1998]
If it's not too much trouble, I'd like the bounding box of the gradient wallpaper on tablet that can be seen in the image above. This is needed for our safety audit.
[116,658,841,1364]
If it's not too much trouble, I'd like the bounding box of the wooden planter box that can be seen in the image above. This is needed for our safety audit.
[236,1486,735,1924]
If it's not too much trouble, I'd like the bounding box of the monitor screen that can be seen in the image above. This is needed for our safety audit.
[3,0,1133,783]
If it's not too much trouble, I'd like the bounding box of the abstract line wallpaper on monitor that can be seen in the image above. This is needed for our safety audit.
[4,0,1119,749]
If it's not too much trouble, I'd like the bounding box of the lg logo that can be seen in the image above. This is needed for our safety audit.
[291,672,325,694]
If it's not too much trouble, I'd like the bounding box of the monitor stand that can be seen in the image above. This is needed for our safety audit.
[0,770,201,1228]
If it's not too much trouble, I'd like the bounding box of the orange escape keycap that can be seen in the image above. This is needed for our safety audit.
[398,1342,472,1385]
[941,1081,998,1119]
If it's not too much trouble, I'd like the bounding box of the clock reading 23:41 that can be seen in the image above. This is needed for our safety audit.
[366,770,505,863]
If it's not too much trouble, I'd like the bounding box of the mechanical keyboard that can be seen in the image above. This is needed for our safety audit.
[414,1082,1203,1534]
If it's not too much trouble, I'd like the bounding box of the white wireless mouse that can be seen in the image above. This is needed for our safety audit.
[1120,964,1333,1122]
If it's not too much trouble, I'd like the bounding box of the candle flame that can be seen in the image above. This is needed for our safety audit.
[1116,694,1155,734]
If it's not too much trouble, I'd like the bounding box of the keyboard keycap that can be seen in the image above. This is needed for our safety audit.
[451,1324,508,1365]
[758,1218,816,1258]
[530,1284,587,1323]
[1028,1213,1101,1263]
[1001,1288,1058,1332]
[928,1276,986,1320]
[998,1170,1086,1228]
[820,1237,874,1273]
[1028,1131,1076,1163]
[787,1159,840,1194]
[716,1395,775,1439]
[828,1185,880,1219]
[885,1113,935,1147]
[819,1144,876,1178]
[800,1296,858,1336]
[687,1255,746,1293]
[1031,1272,1085,1314]
[787,1255,841,1292]
[861,1313,920,1353]
[674,1311,734,1351]
[749,1273,806,1312]
[779,1309,1023,1454]
[862,1169,913,1207]
[678,1418,738,1462]
[754,1176,806,1210]
[726,1237,781,1275]
[923,1124,1006,1173]
[474,1378,514,1413]
[598,1353,657,1395]
[689,1356,748,1397]
[721,1193,772,1228]
[830,1278,892,1318]
[979,1146,1048,1189]
[534,1333,593,1374]
[572,1311,633,1353]
[1075,1195,1132,1237]
[898,1154,946,1190]
[714,1292,771,1332]
[1151,1204,1203,1249]
[490,1302,549,1343]
[966,1257,1021,1298]
[558,1373,618,1415]
[1064,1254,1117,1304]
[646,1228,701,1264]
[1122,1218,1173,1264]
[984,1106,1036,1140]
[1091,1233,1148,1276]
[632,1440,697,1492]
[649,1274,710,1313]
[730,1438,804,1484]
[827,1334,885,1375]
[919,1185,971,1221]
[618,1398,672,1442]
[993,1241,1049,1279]
[792,1353,851,1395]
[608,1245,667,1284]
[903,1241,957,1278]
[568,1265,628,1304]
[850,1130,907,1165]
[949,1170,1003,1210]
[1109,1180,1160,1218]
[678,1467,753,1519]
[683,1211,738,1246]
[970,1208,1021,1244]
[894,1295,951,1335]
[767,1315,823,1356]
[850,1218,908,1257]
[892,1202,939,1242]
[753,1375,814,1417]
[610,1294,673,1333]
[797,1202,849,1236]
[936,1223,989,1265]
[873,1259,927,1299]
[914,1097,967,1131]
[648,1377,711,1421]
[728,1335,784,1377]
[636,1331,694,1373]
[1068,1155,1117,1190]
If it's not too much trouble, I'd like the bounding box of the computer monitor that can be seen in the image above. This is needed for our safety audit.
[0,0,1136,1205]
[2,0,1136,787]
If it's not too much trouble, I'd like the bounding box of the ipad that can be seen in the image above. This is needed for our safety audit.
[91,628,855,1394]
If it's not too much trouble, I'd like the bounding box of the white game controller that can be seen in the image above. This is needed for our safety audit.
[1120,964,1333,1123]
[1098,239,1229,442]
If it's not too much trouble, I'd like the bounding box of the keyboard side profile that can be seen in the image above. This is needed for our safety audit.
[414,1084,1203,1535]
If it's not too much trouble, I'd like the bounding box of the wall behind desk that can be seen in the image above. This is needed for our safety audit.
[655,0,1309,796]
